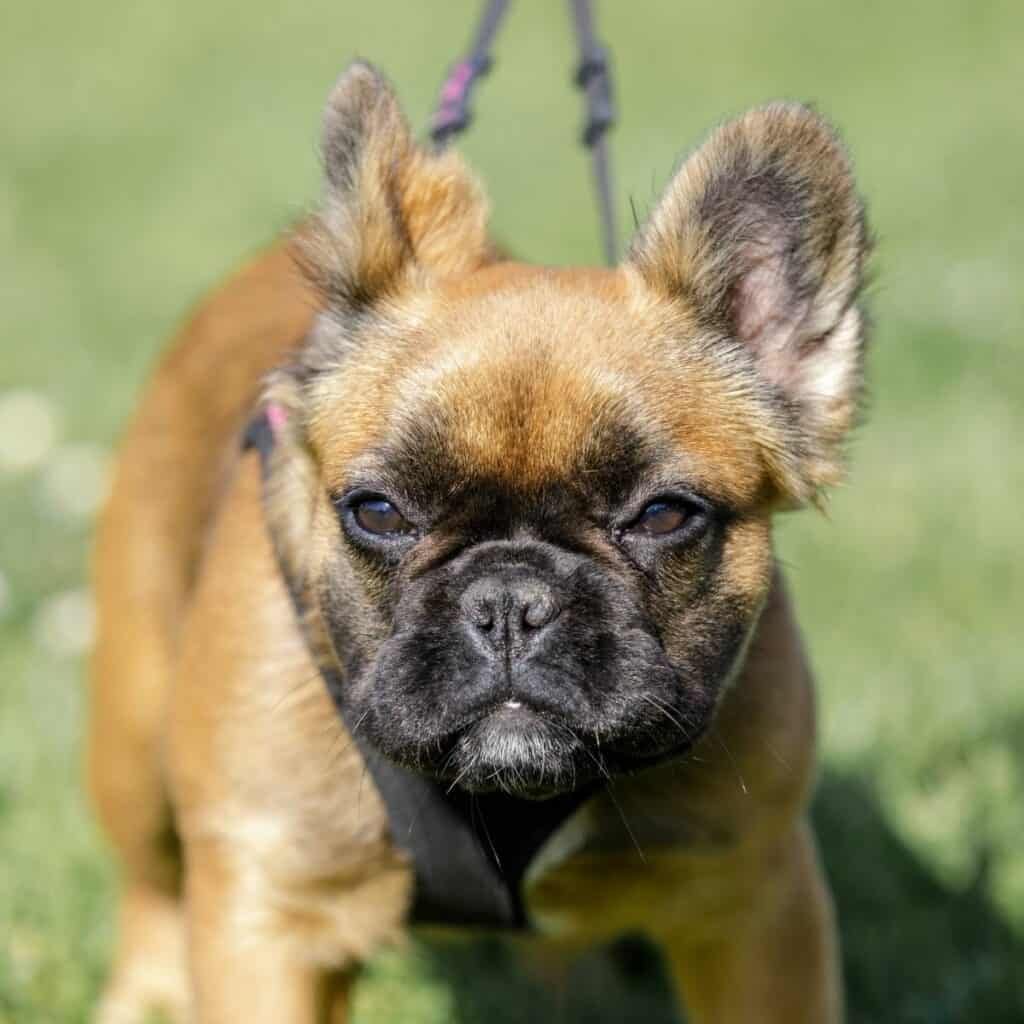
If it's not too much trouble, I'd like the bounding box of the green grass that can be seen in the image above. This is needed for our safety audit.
[2,1,1022,1020]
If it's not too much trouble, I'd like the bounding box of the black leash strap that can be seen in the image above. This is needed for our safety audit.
[569,0,619,267]
[430,0,619,266]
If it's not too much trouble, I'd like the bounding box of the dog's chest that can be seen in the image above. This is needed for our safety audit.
[520,787,744,940]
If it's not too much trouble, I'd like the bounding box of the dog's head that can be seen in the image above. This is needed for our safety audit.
[265,63,869,798]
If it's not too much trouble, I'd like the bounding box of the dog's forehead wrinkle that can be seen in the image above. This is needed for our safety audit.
[388,350,645,490]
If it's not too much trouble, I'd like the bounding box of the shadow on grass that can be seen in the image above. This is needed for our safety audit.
[409,771,1024,1022]
[815,771,1024,1024]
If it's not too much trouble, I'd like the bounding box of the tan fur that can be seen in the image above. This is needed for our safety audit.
[90,62,870,1023]
[302,62,493,309]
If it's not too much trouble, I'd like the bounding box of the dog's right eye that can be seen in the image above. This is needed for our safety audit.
[635,501,688,536]
[352,497,413,537]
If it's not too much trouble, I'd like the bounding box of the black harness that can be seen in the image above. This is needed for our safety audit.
[244,413,595,929]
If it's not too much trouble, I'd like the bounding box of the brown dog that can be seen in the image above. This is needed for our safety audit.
[89,61,869,1023]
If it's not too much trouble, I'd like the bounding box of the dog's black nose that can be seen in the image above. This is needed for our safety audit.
[461,574,561,653]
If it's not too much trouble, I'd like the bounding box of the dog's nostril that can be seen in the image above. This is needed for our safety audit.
[473,606,495,632]
[522,590,558,631]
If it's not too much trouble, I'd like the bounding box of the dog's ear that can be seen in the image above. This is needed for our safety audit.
[628,103,870,501]
[303,61,492,307]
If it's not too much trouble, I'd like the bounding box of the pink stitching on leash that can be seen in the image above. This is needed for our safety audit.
[266,403,288,435]
[440,61,473,105]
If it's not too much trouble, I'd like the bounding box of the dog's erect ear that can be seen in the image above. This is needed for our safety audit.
[629,103,870,500]
[303,61,492,306]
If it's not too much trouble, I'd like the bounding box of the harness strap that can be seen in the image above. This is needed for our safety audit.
[243,411,595,929]
[430,0,619,265]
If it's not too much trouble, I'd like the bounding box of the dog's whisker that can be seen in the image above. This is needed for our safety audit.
[268,670,323,714]
[470,794,503,872]
[604,782,646,865]
[356,763,368,830]
[637,692,693,744]
[711,730,748,796]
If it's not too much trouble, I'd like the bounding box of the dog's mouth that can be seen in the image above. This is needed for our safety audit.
[438,702,589,799]
[355,682,714,800]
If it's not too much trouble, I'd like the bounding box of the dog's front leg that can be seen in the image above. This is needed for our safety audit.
[184,838,350,1024]
[658,821,842,1024]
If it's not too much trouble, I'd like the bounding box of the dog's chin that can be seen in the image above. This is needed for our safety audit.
[361,683,717,799]
[440,705,589,800]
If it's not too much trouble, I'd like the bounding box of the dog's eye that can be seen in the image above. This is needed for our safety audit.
[353,498,412,536]
[635,501,688,536]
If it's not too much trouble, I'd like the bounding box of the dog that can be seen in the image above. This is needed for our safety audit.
[88,61,869,1022]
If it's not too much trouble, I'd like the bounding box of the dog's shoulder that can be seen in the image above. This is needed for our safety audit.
[96,234,317,643]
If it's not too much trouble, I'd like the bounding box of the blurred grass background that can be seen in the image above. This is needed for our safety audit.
[1,0,1022,1020]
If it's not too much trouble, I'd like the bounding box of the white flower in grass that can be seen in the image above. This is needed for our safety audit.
[37,442,112,521]
[0,390,60,473]
[32,587,95,657]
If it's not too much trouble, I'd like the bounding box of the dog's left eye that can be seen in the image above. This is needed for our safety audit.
[352,498,413,536]
[618,496,712,548]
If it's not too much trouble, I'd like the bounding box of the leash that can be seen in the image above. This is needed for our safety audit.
[430,0,619,266]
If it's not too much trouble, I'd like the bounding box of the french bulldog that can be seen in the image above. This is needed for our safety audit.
[89,61,869,1023]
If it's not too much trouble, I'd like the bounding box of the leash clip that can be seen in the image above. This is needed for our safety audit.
[430,55,494,147]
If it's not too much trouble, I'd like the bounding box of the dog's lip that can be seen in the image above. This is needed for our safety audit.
[475,697,534,718]
[486,697,545,723]
[426,699,543,748]
[450,698,556,746]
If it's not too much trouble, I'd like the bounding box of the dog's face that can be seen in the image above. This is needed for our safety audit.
[266,64,868,798]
